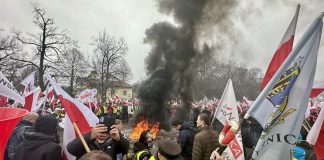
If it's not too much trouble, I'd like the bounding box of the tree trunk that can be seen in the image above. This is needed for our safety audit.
[70,65,74,97]
[39,24,47,90]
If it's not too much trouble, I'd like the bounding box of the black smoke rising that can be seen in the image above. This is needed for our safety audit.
[135,69,173,130]
[134,0,238,130]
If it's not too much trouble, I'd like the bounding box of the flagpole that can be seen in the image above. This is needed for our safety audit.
[244,11,323,120]
[72,122,91,153]
[249,13,324,159]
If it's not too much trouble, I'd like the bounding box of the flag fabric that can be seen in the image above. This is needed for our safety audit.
[46,86,55,99]
[20,71,36,87]
[307,104,324,159]
[0,96,8,107]
[245,14,323,160]
[46,74,98,160]
[214,79,244,160]
[0,108,29,160]
[20,71,36,95]
[310,83,324,98]
[36,97,46,111]
[261,4,300,89]
[77,88,97,103]
[23,87,41,112]
[0,71,24,105]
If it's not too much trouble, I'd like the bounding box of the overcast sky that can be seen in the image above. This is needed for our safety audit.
[0,0,323,84]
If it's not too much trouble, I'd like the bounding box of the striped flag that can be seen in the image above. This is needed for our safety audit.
[261,4,300,89]
[245,13,323,159]
[47,74,98,160]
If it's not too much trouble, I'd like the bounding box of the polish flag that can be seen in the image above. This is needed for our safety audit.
[47,75,98,160]
[20,71,36,95]
[47,86,55,99]
[24,87,41,112]
[310,83,324,98]
[260,4,300,89]
[307,105,324,159]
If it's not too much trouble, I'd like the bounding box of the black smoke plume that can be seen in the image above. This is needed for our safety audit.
[134,0,238,130]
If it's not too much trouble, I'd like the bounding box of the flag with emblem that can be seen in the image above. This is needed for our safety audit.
[244,13,323,160]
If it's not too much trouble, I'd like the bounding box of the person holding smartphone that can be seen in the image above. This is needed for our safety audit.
[67,116,130,160]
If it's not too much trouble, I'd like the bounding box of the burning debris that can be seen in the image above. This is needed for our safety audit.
[129,118,160,140]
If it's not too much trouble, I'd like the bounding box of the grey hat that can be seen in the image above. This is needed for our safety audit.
[157,139,182,159]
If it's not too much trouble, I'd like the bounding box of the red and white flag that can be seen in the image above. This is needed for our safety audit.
[0,71,24,105]
[24,87,41,112]
[245,13,323,159]
[46,86,55,99]
[20,71,36,95]
[260,4,300,89]
[307,105,324,159]
[214,79,244,160]
[47,74,98,160]
[310,83,324,98]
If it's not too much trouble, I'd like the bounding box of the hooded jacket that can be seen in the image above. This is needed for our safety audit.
[178,122,196,159]
[13,131,62,160]
[6,120,34,159]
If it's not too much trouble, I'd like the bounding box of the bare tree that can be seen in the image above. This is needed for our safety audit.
[0,30,21,68]
[0,30,28,83]
[115,58,132,82]
[59,47,89,96]
[92,30,128,102]
[13,4,72,90]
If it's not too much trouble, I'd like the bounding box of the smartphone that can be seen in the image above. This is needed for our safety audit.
[99,116,116,133]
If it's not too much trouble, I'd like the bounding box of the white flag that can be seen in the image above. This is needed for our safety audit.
[245,14,323,160]
[21,71,36,95]
[0,71,24,104]
[214,79,244,160]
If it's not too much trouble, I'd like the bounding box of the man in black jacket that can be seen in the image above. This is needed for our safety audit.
[5,112,39,160]
[13,115,61,160]
[67,123,130,160]
[172,120,196,160]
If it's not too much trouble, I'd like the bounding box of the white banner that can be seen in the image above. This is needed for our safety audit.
[0,71,24,104]
[77,88,97,103]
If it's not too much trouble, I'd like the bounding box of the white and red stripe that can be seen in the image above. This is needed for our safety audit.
[260,4,300,89]
[47,74,98,160]
[310,83,324,98]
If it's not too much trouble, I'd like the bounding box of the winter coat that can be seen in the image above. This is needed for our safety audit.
[6,120,34,160]
[178,122,196,159]
[13,131,62,160]
[67,132,130,160]
[192,127,222,160]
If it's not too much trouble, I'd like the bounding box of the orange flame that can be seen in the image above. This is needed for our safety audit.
[129,119,160,140]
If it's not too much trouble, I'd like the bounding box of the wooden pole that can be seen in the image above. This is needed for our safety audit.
[72,122,90,152]
[302,123,310,132]
[304,119,312,129]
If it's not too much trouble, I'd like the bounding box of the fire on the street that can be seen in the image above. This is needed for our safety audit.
[129,119,160,140]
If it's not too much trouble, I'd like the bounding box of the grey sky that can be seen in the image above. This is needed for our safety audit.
[0,0,323,84]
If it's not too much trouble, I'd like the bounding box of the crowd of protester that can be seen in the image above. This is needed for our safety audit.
[1,96,323,160]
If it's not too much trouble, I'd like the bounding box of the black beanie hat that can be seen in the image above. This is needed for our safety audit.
[34,115,58,135]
